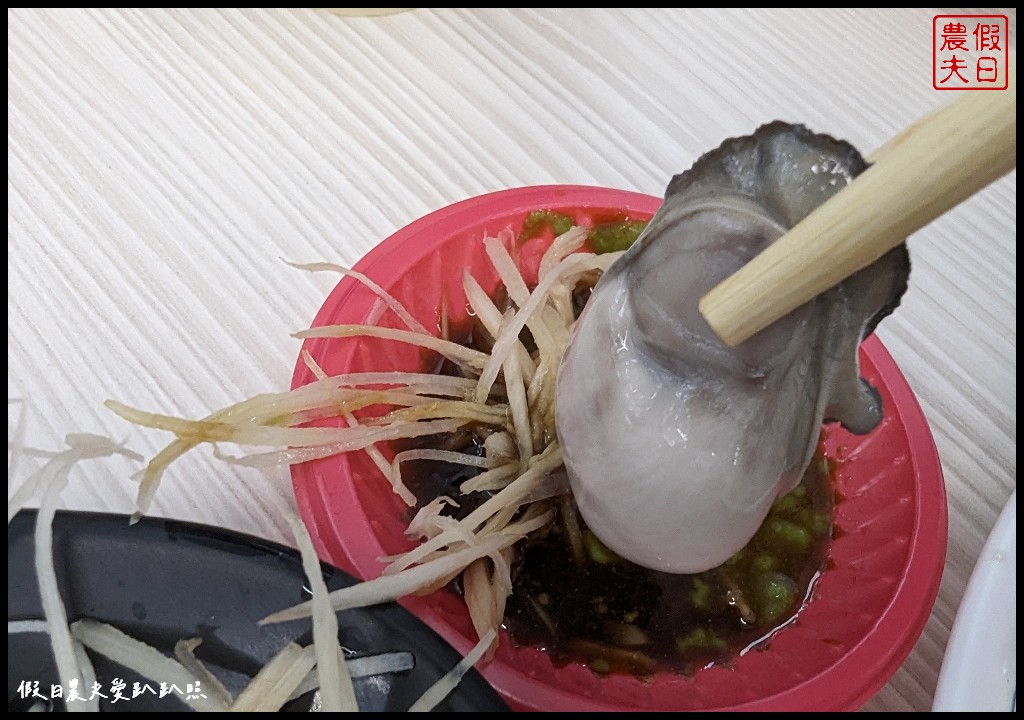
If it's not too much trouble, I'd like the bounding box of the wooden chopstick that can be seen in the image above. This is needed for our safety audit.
[699,58,1016,347]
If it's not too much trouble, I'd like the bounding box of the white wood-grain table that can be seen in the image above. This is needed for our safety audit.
[7,8,1016,712]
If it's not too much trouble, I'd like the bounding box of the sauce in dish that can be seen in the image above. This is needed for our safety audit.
[403,433,835,676]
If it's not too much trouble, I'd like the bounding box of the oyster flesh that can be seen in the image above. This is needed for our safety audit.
[555,122,910,573]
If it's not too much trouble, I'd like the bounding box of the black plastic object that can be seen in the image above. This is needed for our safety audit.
[7,510,509,712]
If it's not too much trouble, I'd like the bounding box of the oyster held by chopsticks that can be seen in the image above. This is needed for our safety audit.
[556,121,910,574]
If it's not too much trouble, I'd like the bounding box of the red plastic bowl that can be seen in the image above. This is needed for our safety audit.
[290,186,947,712]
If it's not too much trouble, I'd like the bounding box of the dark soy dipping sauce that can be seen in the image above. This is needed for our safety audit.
[504,454,834,676]
[403,437,834,678]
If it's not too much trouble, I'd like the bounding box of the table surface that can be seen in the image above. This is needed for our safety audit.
[7,8,1016,712]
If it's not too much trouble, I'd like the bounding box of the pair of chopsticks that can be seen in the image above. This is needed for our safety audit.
[700,59,1016,347]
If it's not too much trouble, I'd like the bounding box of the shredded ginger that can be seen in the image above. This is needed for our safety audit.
[107,226,622,659]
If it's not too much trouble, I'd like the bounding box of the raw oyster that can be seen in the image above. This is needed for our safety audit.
[555,122,910,573]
